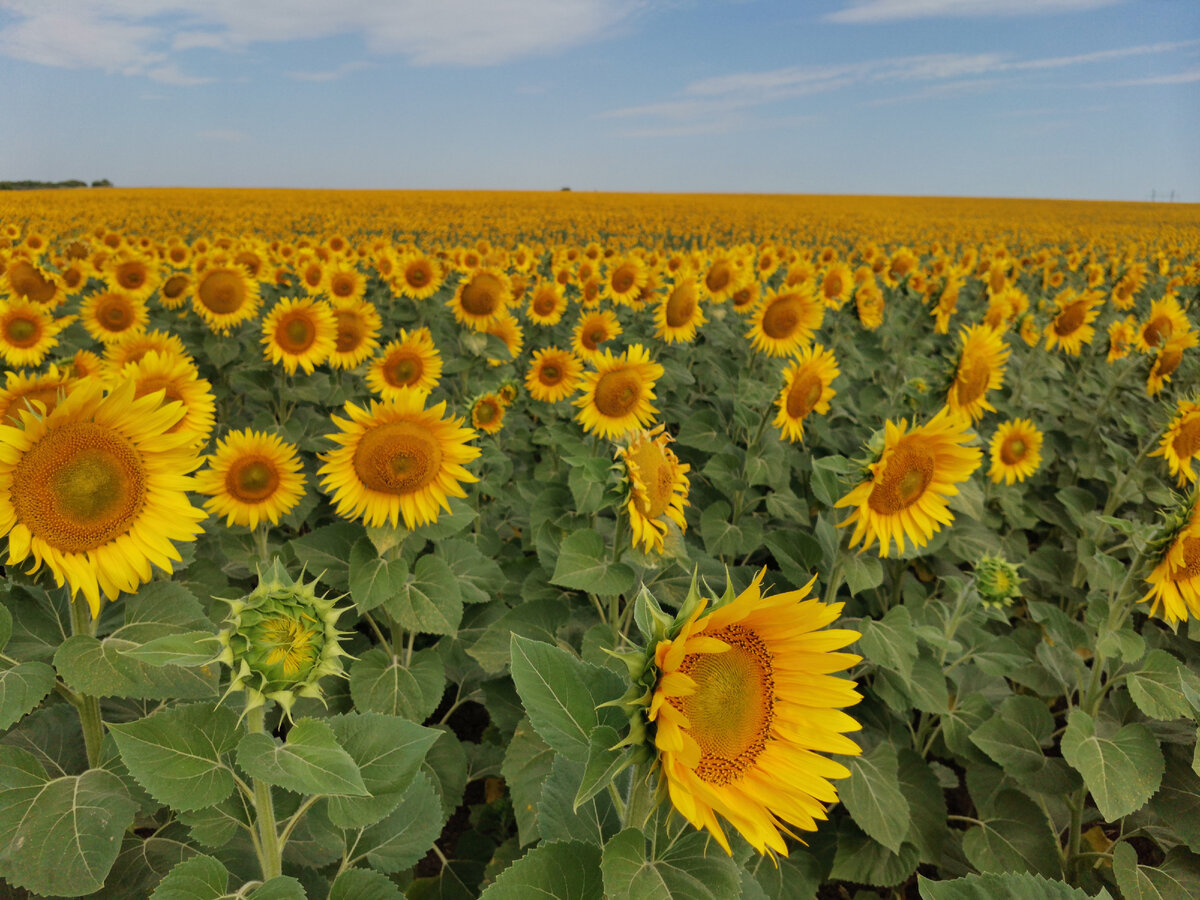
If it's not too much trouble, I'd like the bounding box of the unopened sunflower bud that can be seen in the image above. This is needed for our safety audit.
[975,554,1022,608]
[217,560,352,718]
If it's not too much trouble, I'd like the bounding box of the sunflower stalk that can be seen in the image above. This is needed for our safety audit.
[68,597,105,770]
[246,704,284,881]
[622,760,659,832]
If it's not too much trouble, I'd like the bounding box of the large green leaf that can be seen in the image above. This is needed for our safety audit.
[348,646,445,721]
[550,529,636,596]
[841,742,910,853]
[0,747,138,897]
[289,520,366,591]
[857,606,919,680]
[349,773,445,873]
[601,827,742,900]
[383,554,464,635]
[349,538,410,613]
[1127,650,1200,721]
[1113,841,1196,900]
[467,597,567,674]
[109,702,241,811]
[237,717,369,797]
[537,756,620,846]
[501,718,555,847]
[435,538,505,605]
[330,867,406,900]
[1061,710,1164,822]
[969,694,1055,775]
[828,818,919,888]
[0,661,55,730]
[961,784,1061,878]
[479,839,603,900]
[149,854,229,900]
[918,872,1112,899]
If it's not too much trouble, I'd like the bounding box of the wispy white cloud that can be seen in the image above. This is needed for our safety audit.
[1088,67,1200,87]
[825,0,1121,25]
[286,60,374,82]
[0,0,645,81]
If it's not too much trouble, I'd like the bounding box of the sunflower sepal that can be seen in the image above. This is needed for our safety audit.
[633,584,674,644]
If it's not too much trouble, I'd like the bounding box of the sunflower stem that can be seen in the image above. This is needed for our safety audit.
[68,599,105,770]
[623,761,658,831]
[246,705,283,881]
[253,524,272,567]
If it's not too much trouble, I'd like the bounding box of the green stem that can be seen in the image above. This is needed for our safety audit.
[253,524,272,567]
[623,762,658,831]
[69,599,105,769]
[246,706,283,881]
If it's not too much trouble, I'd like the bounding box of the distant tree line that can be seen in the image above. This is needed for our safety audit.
[0,179,113,190]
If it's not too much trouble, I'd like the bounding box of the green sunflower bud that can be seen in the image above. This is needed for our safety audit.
[217,560,353,719]
[975,554,1023,608]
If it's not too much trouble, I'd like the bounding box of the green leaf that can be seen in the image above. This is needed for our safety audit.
[352,773,445,873]
[330,867,406,900]
[841,742,911,853]
[550,529,636,596]
[509,634,624,762]
[466,597,567,674]
[843,554,884,595]
[0,603,11,651]
[700,500,762,558]
[109,702,241,811]
[537,756,620,846]
[601,827,743,900]
[569,456,612,514]
[349,538,410,613]
[290,520,366,591]
[248,875,308,899]
[436,538,505,605]
[828,818,919,888]
[149,854,228,900]
[348,647,445,722]
[575,725,628,810]
[479,839,603,900]
[0,661,55,730]
[501,718,555,847]
[1061,710,1165,822]
[177,797,249,849]
[237,717,368,797]
[1127,650,1200,721]
[810,455,851,508]
[0,747,138,897]
[970,695,1055,775]
[677,410,731,452]
[897,749,950,865]
[326,712,442,829]
[1113,840,1195,900]
[906,652,950,714]
[918,872,1111,899]
[858,606,919,680]
[962,782,1062,878]
[383,554,464,635]
[121,631,220,667]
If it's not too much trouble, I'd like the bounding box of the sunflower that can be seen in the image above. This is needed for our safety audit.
[747,287,825,357]
[1135,295,1190,353]
[64,350,104,381]
[931,272,963,334]
[1147,332,1197,397]
[1107,316,1138,363]
[471,393,507,434]
[1043,289,1103,355]
[648,570,861,856]
[855,282,884,331]
[80,290,149,345]
[575,343,664,440]
[367,328,443,399]
[194,429,306,529]
[192,264,261,333]
[818,263,854,309]
[448,267,510,331]
[731,282,760,314]
[0,299,74,368]
[58,259,93,297]
[157,272,192,310]
[572,309,623,362]
[392,250,443,300]
[2,257,63,306]
[1140,511,1200,625]
[117,351,216,446]
[1151,400,1200,485]
[324,261,367,304]
[655,278,706,344]
[618,425,689,553]
[525,346,583,403]
[261,297,338,375]
[103,329,191,373]
[988,418,1043,485]
[836,407,982,557]
[527,281,567,326]
[701,253,744,303]
[0,378,206,618]
[328,298,382,370]
[105,251,159,302]
[773,344,839,443]
[946,324,1009,422]
[0,366,77,426]
[297,256,328,295]
[603,255,649,307]
[318,393,480,529]
[485,312,524,365]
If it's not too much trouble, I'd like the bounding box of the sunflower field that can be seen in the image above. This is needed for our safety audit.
[1,189,1199,900]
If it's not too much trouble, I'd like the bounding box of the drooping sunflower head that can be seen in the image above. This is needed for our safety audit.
[261,296,338,375]
[855,281,884,330]
[974,554,1023,608]
[217,560,352,718]
[633,569,861,856]
[318,392,481,529]
[1043,288,1103,355]
[747,286,825,357]
[773,343,840,443]
[618,425,690,554]
[1150,399,1200,486]
[192,264,262,333]
[654,277,706,344]
[574,343,664,440]
[836,406,982,557]
[1135,295,1190,354]
[946,324,1009,422]
[195,428,306,529]
[0,378,206,618]
[485,312,524,366]
[1140,495,1200,625]
[3,257,63,306]
[1147,331,1197,397]
[366,328,443,400]
[328,298,382,370]
[525,346,583,403]
[471,392,507,435]
[1107,315,1138,363]
[987,417,1043,485]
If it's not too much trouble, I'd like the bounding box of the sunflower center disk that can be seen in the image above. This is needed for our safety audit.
[10,422,147,553]
[706,263,731,293]
[1143,317,1170,347]
[786,372,824,419]
[1172,418,1200,460]
[594,372,641,418]
[955,356,991,406]
[1177,537,1200,581]
[539,363,562,385]
[199,271,245,313]
[630,442,673,519]
[761,298,801,339]
[612,266,636,292]
[461,274,503,316]
[475,401,499,424]
[534,294,557,316]
[227,458,279,502]
[259,614,320,680]
[1000,437,1028,465]
[332,276,354,297]
[334,311,363,352]
[407,263,429,286]
[868,444,935,514]
[1156,347,1183,378]
[12,263,58,303]
[5,316,40,346]
[162,275,188,299]
[386,354,422,387]
[99,298,133,329]
[665,289,695,328]
[353,421,443,495]
[1053,302,1087,336]
[675,625,775,786]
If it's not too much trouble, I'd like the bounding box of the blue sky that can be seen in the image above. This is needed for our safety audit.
[1,0,1197,200]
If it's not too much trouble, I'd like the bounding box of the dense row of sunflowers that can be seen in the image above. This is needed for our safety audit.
[1,190,1199,898]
